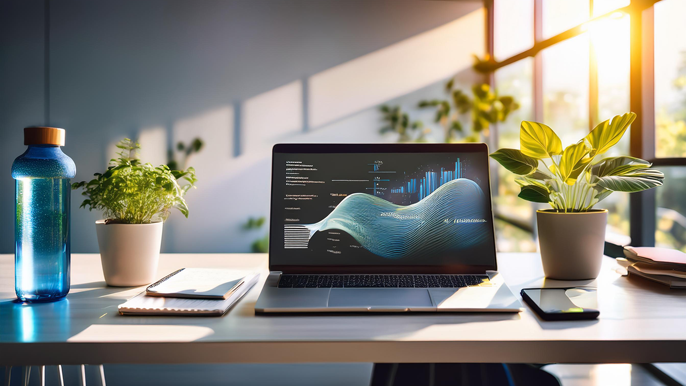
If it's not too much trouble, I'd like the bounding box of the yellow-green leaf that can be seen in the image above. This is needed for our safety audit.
[520,121,563,159]
[548,163,557,175]
[585,112,636,156]
[515,176,550,191]
[559,141,592,185]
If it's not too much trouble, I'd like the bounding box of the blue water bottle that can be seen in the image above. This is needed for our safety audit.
[12,127,76,302]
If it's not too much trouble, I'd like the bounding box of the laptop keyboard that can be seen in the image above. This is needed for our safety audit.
[277,274,489,288]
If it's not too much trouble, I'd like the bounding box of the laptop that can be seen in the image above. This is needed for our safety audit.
[255,143,522,313]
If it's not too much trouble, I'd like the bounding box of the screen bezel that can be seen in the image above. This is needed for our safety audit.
[268,143,498,274]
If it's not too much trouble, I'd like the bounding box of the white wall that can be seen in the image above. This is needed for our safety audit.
[0,0,484,253]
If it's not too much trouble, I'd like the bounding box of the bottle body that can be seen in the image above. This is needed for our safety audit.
[12,145,76,302]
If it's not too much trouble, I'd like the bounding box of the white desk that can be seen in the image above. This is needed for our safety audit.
[1,253,685,365]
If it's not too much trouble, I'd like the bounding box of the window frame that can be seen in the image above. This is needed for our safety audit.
[485,0,680,247]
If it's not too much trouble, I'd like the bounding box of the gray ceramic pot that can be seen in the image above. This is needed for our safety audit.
[536,209,608,280]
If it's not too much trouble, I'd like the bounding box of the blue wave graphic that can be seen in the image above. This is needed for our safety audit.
[290,179,489,259]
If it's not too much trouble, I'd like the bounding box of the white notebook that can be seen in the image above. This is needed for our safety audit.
[119,273,259,316]
[146,268,256,299]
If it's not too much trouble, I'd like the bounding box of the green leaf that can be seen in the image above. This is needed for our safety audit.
[518,185,550,203]
[462,134,480,143]
[445,78,454,92]
[452,91,471,114]
[71,138,197,223]
[418,100,442,108]
[520,121,563,159]
[490,149,539,175]
[441,101,450,113]
[585,112,636,156]
[559,140,592,185]
[434,110,443,123]
[191,138,203,152]
[472,83,491,99]
[591,156,651,178]
[450,120,463,133]
[596,168,664,192]
[529,167,553,180]
[171,170,186,179]
[594,189,613,203]
[175,199,190,218]
[515,176,550,191]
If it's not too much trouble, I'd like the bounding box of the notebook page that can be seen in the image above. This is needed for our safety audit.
[120,292,234,314]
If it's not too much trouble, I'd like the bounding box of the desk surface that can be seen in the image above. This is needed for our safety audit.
[1,253,685,365]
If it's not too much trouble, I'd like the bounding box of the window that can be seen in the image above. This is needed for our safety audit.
[494,59,534,149]
[656,166,686,251]
[494,0,534,60]
[655,0,686,158]
[592,13,631,237]
[592,0,630,17]
[652,0,686,250]
[542,0,589,39]
[489,0,682,250]
[492,59,536,252]
[542,35,589,145]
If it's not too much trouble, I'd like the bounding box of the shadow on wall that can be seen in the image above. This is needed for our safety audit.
[1,1,485,253]
[103,9,485,253]
[161,9,485,253]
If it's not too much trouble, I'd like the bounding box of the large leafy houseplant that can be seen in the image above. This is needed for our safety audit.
[379,83,519,143]
[489,112,664,212]
[490,112,664,280]
[72,138,197,223]
[418,82,519,143]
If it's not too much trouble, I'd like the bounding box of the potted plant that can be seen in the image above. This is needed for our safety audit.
[72,139,197,286]
[490,112,663,280]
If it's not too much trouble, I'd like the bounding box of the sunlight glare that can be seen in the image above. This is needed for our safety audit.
[593,364,632,386]
[590,13,631,95]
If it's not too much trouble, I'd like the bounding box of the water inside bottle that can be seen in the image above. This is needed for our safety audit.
[15,177,71,302]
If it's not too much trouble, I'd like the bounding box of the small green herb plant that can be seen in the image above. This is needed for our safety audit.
[490,112,664,212]
[72,139,197,224]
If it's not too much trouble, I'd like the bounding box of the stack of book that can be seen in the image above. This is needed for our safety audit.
[118,268,260,316]
[623,247,686,289]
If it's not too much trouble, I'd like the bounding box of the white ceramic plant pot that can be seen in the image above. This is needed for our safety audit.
[536,209,608,280]
[95,220,163,286]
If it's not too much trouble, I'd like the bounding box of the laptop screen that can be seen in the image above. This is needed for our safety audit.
[269,144,497,273]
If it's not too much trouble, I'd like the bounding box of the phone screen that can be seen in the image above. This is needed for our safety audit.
[522,288,598,314]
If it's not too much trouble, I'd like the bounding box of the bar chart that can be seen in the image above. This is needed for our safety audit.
[390,158,463,200]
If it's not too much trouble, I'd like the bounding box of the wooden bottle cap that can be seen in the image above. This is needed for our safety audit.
[24,127,65,146]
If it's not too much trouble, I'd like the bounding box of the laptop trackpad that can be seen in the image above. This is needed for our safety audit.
[328,289,433,308]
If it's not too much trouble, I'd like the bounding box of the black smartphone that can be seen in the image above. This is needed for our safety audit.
[521,288,600,321]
